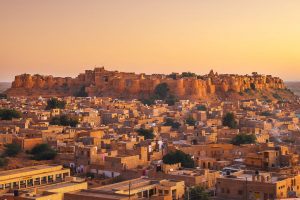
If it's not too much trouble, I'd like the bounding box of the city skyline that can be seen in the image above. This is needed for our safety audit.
[1,0,300,81]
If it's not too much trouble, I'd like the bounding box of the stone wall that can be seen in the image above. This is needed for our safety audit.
[6,67,286,99]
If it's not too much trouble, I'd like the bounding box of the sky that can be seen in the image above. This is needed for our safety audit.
[1,0,300,82]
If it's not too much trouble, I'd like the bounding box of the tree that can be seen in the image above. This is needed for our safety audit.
[154,83,170,100]
[0,93,7,99]
[46,98,66,110]
[166,73,177,80]
[136,128,155,140]
[231,133,256,146]
[0,109,22,120]
[186,116,196,126]
[140,98,155,106]
[222,113,237,129]
[0,158,8,167]
[74,86,88,97]
[197,105,207,111]
[140,83,178,106]
[4,143,21,157]
[181,72,197,78]
[165,95,178,106]
[186,186,209,200]
[50,115,79,127]
[261,111,272,116]
[30,144,57,160]
[164,118,181,129]
[163,150,194,168]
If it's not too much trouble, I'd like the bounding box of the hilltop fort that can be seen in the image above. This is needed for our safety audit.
[6,67,286,99]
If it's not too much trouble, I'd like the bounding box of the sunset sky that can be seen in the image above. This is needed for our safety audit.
[1,0,300,82]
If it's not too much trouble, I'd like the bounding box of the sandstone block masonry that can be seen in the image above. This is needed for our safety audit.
[6,67,286,99]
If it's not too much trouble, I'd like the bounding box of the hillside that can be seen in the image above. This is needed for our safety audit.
[0,82,11,93]
[286,82,300,96]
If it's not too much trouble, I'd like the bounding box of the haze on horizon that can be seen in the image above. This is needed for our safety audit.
[1,0,300,82]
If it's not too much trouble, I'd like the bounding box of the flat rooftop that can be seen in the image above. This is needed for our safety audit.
[0,165,62,177]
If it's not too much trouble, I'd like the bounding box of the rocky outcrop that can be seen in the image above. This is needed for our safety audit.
[6,67,286,99]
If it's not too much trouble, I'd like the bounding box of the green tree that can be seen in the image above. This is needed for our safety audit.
[30,143,50,155]
[30,144,57,160]
[186,116,196,126]
[164,118,181,129]
[74,86,88,97]
[231,133,256,145]
[0,158,8,167]
[163,150,194,168]
[165,95,178,106]
[0,109,22,120]
[46,98,66,110]
[50,115,79,127]
[186,186,209,200]
[136,128,155,140]
[261,111,272,116]
[4,143,21,157]
[154,83,170,100]
[141,83,178,106]
[197,105,207,111]
[0,93,7,99]
[222,113,237,129]
[140,98,155,106]
[181,72,197,78]
[166,73,177,80]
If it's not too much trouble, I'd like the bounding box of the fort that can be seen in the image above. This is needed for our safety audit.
[6,67,286,99]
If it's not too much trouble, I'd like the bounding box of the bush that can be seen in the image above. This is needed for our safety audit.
[0,158,8,167]
[0,93,7,99]
[231,133,256,145]
[164,118,181,129]
[4,143,21,157]
[186,116,196,126]
[166,73,177,80]
[74,86,88,97]
[186,186,209,200]
[50,115,79,127]
[46,98,66,110]
[0,109,22,120]
[222,113,237,129]
[272,93,282,100]
[197,105,207,111]
[261,111,272,116]
[30,143,50,155]
[181,72,197,78]
[140,98,155,106]
[165,95,178,106]
[136,128,155,140]
[33,150,57,161]
[163,150,194,168]
[30,144,57,160]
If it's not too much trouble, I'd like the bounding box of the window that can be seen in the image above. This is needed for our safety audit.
[238,190,243,195]
[165,190,169,195]
[137,192,142,198]
[159,190,163,195]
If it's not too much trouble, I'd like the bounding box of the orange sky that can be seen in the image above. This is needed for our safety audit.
[1,0,300,81]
